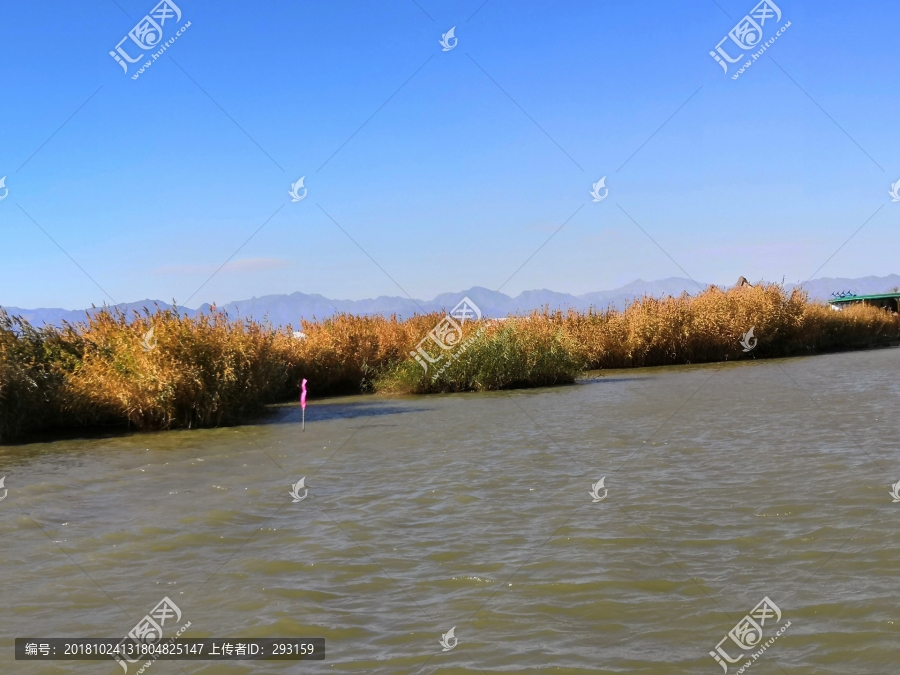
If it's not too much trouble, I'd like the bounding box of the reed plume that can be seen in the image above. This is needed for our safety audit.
[1,284,897,441]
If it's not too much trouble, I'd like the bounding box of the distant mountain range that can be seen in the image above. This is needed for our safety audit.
[5,275,899,328]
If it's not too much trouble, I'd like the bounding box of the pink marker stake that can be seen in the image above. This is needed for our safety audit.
[300,379,308,432]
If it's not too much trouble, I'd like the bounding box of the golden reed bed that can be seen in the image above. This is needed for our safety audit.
[1,284,897,441]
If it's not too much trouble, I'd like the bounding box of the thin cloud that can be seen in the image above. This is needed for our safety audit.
[153,257,290,275]
[692,242,811,257]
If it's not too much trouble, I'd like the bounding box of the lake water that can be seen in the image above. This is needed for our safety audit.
[2,347,899,674]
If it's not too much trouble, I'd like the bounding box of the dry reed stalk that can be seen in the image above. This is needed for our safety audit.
[1,284,897,440]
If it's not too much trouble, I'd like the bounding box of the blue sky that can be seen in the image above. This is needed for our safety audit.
[1,0,898,310]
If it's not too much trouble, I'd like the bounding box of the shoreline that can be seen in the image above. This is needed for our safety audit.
[3,342,898,447]
[2,283,898,444]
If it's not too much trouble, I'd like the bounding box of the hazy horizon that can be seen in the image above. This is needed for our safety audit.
[6,273,900,324]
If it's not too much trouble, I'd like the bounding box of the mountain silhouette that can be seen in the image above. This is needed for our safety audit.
[5,275,899,328]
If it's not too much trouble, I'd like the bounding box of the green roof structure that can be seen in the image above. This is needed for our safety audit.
[829,292,900,304]
[829,292,900,314]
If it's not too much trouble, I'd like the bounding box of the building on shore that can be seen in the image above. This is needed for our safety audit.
[829,292,900,313]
